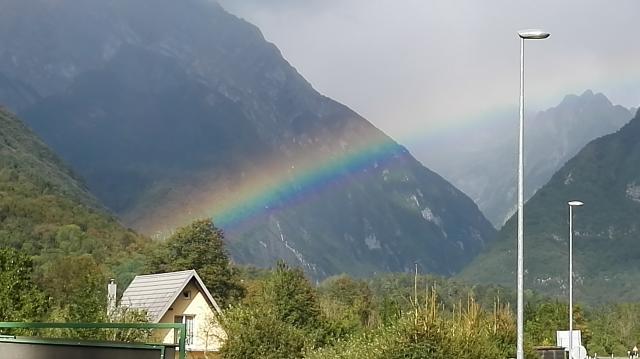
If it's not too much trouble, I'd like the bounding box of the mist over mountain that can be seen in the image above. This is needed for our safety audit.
[0,0,495,278]
[423,90,632,227]
[462,109,640,303]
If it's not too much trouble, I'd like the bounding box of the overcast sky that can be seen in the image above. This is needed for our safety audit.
[217,0,640,162]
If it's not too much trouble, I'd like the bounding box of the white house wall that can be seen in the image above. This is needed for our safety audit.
[156,281,226,353]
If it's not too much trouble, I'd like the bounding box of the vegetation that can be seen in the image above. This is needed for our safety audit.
[146,218,246,307]
[0,108,150,328]
[307,294,520,359]
[587,303,640,355]
[0,109,149,289]
[4,204,640,356]
[221,263,640,358]
[0,248,47,322]
[220,266,538,358]
[39,255,108,323]
[220,261,333,359]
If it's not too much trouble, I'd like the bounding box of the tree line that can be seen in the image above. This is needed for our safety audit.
[2,218,640,357]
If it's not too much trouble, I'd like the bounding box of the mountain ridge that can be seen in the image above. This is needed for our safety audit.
[461,108,640,303]
[422,90,632,227]
[0,0,495,278]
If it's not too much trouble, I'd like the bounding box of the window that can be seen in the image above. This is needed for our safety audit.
[174,315,195,346]
[182,290,192,300]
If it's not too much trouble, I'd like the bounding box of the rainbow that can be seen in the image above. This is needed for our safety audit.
[213,138,401,229]
[131,80,639,237]
[131,127,405,237]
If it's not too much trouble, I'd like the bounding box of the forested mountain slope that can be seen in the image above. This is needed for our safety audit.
[0,107,147,268]
[462,109,640,303]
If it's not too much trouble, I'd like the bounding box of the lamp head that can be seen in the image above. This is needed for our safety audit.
[518,29,550,39]
[568,200,584,207]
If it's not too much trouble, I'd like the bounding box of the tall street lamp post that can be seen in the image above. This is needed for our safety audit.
[568,200,584,359]
[516,29,550,359]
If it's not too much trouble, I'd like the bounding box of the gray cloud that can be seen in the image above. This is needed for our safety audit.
[216,0,640,162]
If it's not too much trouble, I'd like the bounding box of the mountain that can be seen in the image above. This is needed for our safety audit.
[0,0,495,278]
[422,90,632,227]
[0,107,146,265]
[461,109,640,303]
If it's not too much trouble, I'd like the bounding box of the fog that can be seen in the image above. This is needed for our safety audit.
[217,0,640,161]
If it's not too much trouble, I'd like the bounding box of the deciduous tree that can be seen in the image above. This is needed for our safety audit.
[147,219,245,307]
[0,248,46,322]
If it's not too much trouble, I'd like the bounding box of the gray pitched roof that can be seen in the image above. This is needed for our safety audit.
[120,269,222,322]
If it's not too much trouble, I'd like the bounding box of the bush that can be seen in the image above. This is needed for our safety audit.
[308,291,525,359]
[220,305,306,359]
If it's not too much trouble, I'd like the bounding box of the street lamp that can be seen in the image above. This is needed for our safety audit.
[568,200,584,359]
[516,28,550,359]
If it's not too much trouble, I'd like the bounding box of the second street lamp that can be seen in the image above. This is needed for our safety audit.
[516,28,550,359]
[568,200,584,359]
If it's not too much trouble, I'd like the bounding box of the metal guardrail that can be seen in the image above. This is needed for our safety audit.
[0,322,187,359]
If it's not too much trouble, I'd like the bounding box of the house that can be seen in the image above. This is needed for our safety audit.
[120,270,226,358]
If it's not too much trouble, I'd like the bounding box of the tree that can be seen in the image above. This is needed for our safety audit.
[221,261,331,358]
[146,219,245,307]
[524,300,590,347]
[259,260,322,328]
[0,248,46,322]
[318,275,375,333]
[220,305,305,359]
[524,300,566,346]
[38,254,107,323]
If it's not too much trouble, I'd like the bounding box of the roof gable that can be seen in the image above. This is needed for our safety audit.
[120,270,222,322]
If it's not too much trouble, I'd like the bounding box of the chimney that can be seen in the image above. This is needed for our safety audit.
[107,279,117,319]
